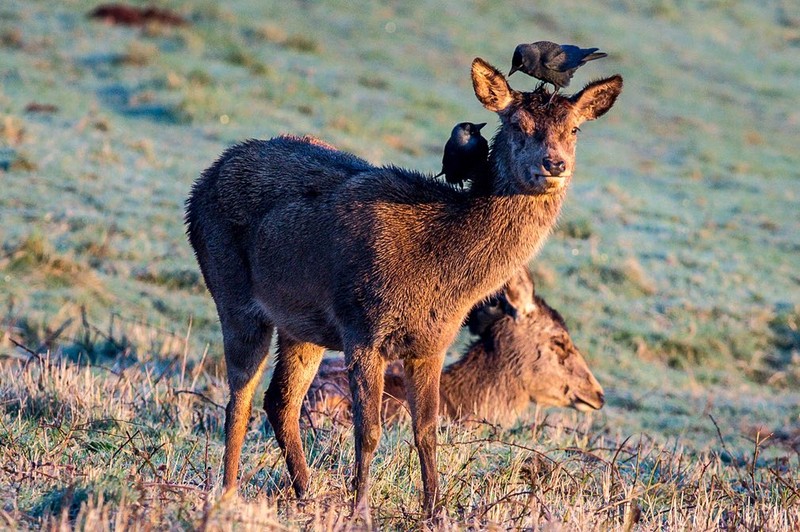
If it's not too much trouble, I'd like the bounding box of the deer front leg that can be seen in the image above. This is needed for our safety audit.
[264,332,325,497]
[403,351,446,517]
[347,347,387,522]
[221,320,273,495]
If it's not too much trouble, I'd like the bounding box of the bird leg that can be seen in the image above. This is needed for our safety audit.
[547,86,559,105]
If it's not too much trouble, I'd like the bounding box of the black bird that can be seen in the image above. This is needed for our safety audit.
[435,122,490,188]
[508,41,607,100]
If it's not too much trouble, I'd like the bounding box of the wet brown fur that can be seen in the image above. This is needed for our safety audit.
[185,58,622,517]
[306,268,605,425]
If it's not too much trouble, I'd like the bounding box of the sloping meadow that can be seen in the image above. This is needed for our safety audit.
[1,0,798,528]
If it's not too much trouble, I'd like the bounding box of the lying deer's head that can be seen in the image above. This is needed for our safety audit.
[523,308,605,412]
[488,269,605,412]
[471,57,622,195]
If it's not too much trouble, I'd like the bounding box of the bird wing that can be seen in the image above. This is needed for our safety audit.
[438,138,459,175]
[475,135,489,161]
[442,138,458,163]
[551,45,604,70]
[542,47,567,72]
[536,42,565,71]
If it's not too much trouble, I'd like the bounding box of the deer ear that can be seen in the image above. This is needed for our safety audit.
[571,75,623,121]
[526,269,536,296]
[472,58,516,113]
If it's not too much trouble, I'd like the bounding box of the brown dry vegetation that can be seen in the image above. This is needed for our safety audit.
[1,335,798,530]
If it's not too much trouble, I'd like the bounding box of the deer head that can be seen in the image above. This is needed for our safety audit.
[471,57,622,195]
[500,293,605,412]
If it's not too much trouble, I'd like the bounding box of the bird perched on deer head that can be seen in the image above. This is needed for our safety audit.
[508,41,607,102]
[435,122,490,189]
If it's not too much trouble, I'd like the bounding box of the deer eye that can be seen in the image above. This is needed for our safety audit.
[571,127,581,135]
[554,339,569,357]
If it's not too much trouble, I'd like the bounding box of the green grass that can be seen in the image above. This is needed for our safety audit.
[1,0,799,528]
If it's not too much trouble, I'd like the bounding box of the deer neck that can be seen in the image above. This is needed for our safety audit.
[469,191,563,263]
[439,341,528,422]
[436,166,567,304]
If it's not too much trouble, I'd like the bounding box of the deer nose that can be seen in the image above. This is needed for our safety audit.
[542,158,566,176]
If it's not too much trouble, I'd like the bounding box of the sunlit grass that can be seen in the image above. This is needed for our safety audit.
[1,0,798,528]
[1,332,798,529]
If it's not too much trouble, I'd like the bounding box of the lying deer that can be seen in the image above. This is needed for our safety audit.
[305,267,605,425]
[185,57,622,517]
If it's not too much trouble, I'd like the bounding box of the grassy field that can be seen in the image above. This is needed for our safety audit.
[1,0,798,529]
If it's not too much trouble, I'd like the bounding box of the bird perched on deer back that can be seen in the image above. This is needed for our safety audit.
[436,122,490,189]
[508,41,607,100]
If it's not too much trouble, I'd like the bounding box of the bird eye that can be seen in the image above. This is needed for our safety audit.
[571,127,581,135]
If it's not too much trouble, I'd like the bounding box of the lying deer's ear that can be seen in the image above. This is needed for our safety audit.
[571,75,623,121]
[502,268,536,316]
[527,269,536,296]
[472,58,516,113]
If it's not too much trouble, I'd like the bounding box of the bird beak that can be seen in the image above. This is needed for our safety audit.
[508,66,519,76]
[475,123,486,131]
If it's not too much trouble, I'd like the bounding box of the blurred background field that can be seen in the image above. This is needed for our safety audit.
[1,0,798,529]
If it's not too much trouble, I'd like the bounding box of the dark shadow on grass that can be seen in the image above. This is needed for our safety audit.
[97,83,183,124]
[77,53,126,75]
[765,303,800,385]
[29,485,90,522]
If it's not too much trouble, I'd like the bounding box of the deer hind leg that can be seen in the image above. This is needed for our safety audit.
[264,332,325,497]
[222,317,274,495]
[403,350,446,517]
[347,347,387,520]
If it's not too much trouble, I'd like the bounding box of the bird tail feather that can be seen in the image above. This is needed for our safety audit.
[584,52,608,62]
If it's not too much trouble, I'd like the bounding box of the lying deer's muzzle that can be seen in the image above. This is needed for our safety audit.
[572,390,605,412]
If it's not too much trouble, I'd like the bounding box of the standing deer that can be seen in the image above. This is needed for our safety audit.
[305,267,605,425]
[185,57,622,518]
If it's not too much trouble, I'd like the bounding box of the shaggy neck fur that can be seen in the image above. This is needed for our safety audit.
[429,131,567,311]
